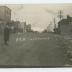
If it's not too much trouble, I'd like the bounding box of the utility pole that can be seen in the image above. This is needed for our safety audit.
[45,8,63,20]
[58,10,63,20]
[44,9,63,33]
[53,18,57,33]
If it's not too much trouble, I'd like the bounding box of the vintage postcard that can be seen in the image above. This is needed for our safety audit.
[0,4,72,68]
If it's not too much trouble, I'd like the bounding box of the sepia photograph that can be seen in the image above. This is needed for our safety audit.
[0,4,72,67]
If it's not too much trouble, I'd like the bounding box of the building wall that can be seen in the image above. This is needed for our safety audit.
[0,6,11,22]
[58,16,72,35]
[59,23,72,35]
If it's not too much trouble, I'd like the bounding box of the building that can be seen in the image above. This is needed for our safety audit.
[15,21,32,33]
[0,6,11,22]
[22,22,27,32]
[0,6,11,33]
[10,21,20,33]
[19,22,27,33]
[20,22,32,33]
[58,15,72,35]
[26,24,31,32]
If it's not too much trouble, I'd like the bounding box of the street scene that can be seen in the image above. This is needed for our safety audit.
[0,4,72,67]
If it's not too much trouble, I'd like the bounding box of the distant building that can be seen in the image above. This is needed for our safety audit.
[19,21,27,33]
[26,24,31,32]
[58,15,72,35]
[23,22,27,32]
[10,21,20,33]
[20,22,32,33]
[14,21,20,32]
[14,21,32,33]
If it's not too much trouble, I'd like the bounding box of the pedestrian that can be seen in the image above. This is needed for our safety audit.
[4,24,10,45]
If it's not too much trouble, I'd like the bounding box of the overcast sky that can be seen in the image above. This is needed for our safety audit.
[4,4,72,32]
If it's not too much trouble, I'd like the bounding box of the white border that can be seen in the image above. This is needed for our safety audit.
[0,0,72,4]
[0,0,72,72]
[0,68,72,72]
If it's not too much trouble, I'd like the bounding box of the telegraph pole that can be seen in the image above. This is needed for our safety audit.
[58,10,63,20]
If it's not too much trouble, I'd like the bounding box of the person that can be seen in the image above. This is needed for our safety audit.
[4,24,10,45]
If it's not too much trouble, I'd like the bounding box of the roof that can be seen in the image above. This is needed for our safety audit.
[58,19,69,25]
[58,17,72,25]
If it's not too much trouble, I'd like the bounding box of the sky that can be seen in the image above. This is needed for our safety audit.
[3,4,72,32]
